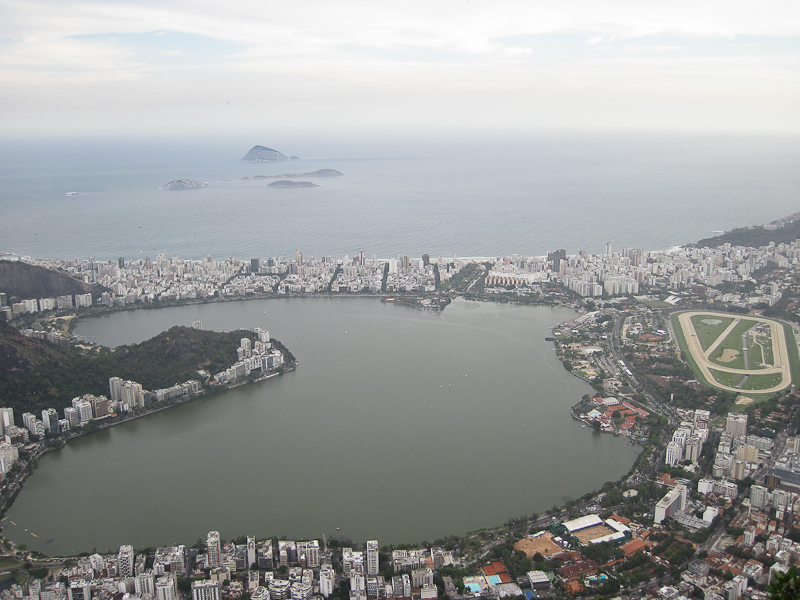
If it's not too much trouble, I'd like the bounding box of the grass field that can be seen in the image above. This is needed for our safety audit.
[707,319,757,369]
[0,558,22,569]
[690,314,734,351]
[672,311,797,395]
[709,368,785,391]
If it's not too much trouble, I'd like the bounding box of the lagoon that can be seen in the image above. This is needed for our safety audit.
[7,298,640,556]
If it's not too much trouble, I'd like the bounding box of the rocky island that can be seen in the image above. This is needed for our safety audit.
[241,145,292,162]
[160,179,209,191]
[267,180,319,188]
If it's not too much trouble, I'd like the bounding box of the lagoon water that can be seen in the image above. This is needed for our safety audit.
[8,298,639,555]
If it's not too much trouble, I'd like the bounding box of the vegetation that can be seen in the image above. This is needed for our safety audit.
[0,323,272,415]
[769,564,800,600]
[697,219,800,249]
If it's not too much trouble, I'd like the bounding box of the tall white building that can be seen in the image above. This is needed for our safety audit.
[109,377,124,402]
[64,407,80,428]
[72,398,93,424]
[366,541,379,576]
[750,485,770,511]
[665,441,683,466]
[319,565,335,598]
[155,576,177,600]
[135,573,155,596]
[247,537,257,570]
[119,545,135,578]
[0,407,14,436]
[726,413,748,436]
[207,531,222,568]
[654,484,687,524]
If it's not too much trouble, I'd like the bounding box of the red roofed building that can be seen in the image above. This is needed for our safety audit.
[557,560,599,581]
[620,538,648,558]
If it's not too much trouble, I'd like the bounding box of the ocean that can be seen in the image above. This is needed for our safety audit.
[1,133,799,262]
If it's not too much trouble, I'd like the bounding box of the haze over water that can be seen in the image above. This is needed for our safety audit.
[8,298,640,556]
[1,134,799,262]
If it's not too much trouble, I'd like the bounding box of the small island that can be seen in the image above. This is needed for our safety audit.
[267,180,319,188]
[241,145,291,162]
[253,169,343,179]
[160,179,209,191]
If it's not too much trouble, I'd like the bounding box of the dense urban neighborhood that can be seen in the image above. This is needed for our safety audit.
[3,214,800,599]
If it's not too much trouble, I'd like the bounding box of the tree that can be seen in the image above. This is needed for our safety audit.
[770,565,800,600]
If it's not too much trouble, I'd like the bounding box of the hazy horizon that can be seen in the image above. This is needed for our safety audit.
[2,1,799,139]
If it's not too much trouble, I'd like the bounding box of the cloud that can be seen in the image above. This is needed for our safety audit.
[1,0,799,135]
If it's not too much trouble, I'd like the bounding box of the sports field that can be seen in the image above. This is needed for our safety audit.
[673,311,795,394]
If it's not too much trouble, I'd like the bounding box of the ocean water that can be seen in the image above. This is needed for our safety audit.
[1,133,798,262]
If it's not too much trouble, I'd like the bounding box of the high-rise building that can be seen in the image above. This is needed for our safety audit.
[684,436,702,464]
[109,377,123,402]
[247,537,257,570]
[547,249,566,272]
[319,565,335,598]
[303,540,320,568]
[192,581,221,600]
[750,485,770,510]
[135,573,155,596]
[0,407,14,436]
[41,408,59,434]
[665,441,683,466]
[207,531,222,568]
[72,398,93,424]
[22,413,45,439]
[121,381,145,409]
[64,407,80,428]
[654,484,687,524]
[731,459,747,481]
[726,413,748,436]
[90,396,109,419]
[366,540,379,576]
[119,545,135,578]
[155,576,177,600]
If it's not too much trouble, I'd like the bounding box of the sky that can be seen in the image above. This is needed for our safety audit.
[1,0,799,138]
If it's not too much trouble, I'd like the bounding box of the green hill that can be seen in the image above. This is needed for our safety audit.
[0,260,101,302]
[0,323,263,417]
[696,216,800,248]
